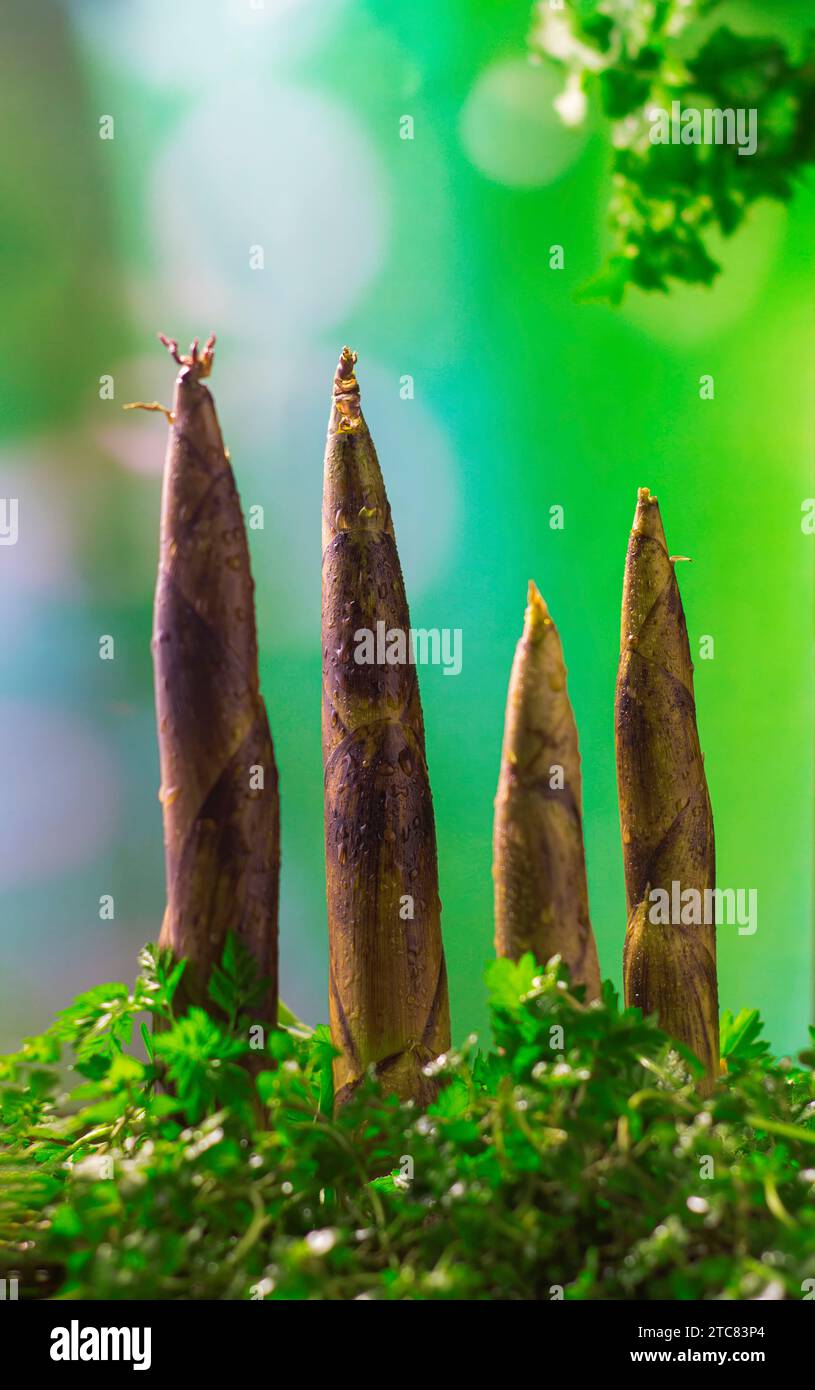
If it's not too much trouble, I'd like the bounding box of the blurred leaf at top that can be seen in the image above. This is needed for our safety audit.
[529,0,815,299]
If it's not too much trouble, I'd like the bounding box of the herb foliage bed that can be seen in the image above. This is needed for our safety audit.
[1,942,814,1300]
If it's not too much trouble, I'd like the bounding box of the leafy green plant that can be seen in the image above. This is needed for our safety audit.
[530,0,815,298]
[1,941,814,1300]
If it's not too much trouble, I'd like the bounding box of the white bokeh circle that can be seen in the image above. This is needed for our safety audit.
[146,82,389,342]
[460,57,588,188]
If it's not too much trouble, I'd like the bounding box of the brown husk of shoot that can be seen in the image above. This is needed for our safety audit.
[321,347,450,1108]
[615,488,718,1087]
[493,582,601,998]
[152,335,279,1026]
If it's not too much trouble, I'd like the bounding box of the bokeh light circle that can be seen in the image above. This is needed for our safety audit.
[146,82,389,342]
[460,58,588,188]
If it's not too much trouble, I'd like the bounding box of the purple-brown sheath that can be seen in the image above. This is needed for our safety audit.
[615,488,718,1087]
[493,582,601,997]
[322,347,450,1107]
[150,335,279,1023]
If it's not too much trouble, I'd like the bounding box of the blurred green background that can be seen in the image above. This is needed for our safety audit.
[0,0,812,1054]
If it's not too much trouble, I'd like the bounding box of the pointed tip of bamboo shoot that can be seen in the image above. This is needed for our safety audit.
[336,345,358,380]
[524,580,551,638]
[332,346,362,432]
[632,486,667,547]
[158,332,216,381]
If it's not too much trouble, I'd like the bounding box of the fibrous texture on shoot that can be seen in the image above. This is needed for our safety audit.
[321,347,450,1108]
[493,582,601,998]
[615,488,718,1087]
[152,335,279,1025]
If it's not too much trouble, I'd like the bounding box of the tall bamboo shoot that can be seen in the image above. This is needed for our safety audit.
[615,488,718,1085]
[321,348,450,1107]
[152,335,280,1025]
